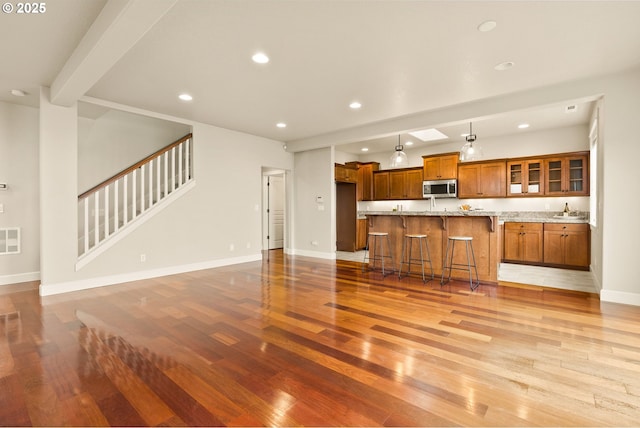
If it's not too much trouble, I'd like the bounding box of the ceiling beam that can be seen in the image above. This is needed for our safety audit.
[50,0,178,107]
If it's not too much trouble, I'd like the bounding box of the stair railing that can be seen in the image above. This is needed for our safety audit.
[78,133,193,257]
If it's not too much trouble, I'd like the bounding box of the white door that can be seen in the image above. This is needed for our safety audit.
[268,175,284,249]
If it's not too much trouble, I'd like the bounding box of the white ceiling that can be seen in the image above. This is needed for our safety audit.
[2,1,640,151]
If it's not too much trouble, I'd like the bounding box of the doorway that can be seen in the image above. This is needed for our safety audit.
[262,169,286,253]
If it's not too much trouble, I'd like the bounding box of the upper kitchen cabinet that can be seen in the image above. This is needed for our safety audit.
[334,163,357,183]
[544,152,589,196]
[346,161,379,201]
[458,160,506,198]
[373,167,422,200]
[423,153,459,180]
[507,159,544,197]
[373,171,390,200]
[389,168,423,199]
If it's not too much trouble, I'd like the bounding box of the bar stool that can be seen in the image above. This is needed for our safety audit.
[441,236,479,290]
[398,234,434,283]
[362,232,395,276]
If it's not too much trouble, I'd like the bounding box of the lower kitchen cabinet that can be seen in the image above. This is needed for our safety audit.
[503,222,590,270]
[356,218,368,250]
[543,223,590,268]
[503,222,543,263]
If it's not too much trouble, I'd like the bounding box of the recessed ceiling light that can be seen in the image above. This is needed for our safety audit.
[349,101,362,109]
[276,122,287,128]
[252,52,270,64]
[494,61,515,71]
[178,93,193,101]
[461,133,470,138]
[361,147,369,152]
[405,141,414,146]
[478,20,497,32]
[10,89,26,97]
[518,123,530,129]
[409,128,448,142]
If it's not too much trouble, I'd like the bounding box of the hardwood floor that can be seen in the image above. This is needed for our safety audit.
[1,250,640,426]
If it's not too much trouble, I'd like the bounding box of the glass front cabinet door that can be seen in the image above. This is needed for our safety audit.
[544,154,589,196]
[507,160,544,196]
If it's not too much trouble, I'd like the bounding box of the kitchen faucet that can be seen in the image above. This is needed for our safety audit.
[425,195,436,212]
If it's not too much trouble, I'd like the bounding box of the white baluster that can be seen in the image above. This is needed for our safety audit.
[185,138,191,181]
[123,175,128,224]
[140,164,146,212]
[171,146,176,191]
[164,152,168,197]
[178,142,183,186]
[105,185,110,237]
[148,159,153,207]
[156,155,161,202]
[114,178,120,232]
[132,169,137,219]
[94,191,99,246]
[83,197,89,254]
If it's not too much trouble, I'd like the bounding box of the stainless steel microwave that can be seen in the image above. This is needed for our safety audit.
[423,179,457,198]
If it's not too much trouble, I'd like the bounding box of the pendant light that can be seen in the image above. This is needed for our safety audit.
[389,135,409,168]
[459,122,483,161]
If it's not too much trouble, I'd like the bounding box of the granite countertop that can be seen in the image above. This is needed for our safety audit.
[359,210,589,224]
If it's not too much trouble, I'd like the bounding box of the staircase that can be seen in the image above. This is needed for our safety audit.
[77,134,194,269]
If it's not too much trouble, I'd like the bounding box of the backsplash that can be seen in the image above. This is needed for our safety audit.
[358,196,590,214]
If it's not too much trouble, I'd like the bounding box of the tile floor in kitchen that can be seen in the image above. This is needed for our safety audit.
[336,250,598,294]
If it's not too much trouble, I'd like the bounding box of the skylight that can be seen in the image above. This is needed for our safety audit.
[408,128,448,142]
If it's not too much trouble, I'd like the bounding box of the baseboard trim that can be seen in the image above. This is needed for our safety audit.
[40,254,261,297]
[600,289,640,306]
[289,248,336,260]
[0,271,40,286]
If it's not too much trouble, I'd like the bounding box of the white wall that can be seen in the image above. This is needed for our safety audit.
[78,107,191,193]
[292,147,335,258]
[597,70,640,304]
[0,102,40,285]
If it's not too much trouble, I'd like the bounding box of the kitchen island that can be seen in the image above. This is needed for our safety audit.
[363,211,501,284]
[361,210,589,284]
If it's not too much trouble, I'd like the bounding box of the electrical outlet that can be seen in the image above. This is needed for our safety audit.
[0,203,4,213]
[229,244,235,251]
[140,254,146,262]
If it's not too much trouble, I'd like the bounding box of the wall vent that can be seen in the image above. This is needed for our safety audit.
[0,228,21,255]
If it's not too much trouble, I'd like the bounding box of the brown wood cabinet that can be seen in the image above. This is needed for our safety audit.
[544,153,589,196]
[503,222,543,263]
[334,163,357,183]
[543,223,590,268]
[374,168,422,200]
[457,161,506,198]
[356,218,368,250]
[373,171,390,200]
[422,153,458,180]
[348,161,379,201]
[507,159,544,196]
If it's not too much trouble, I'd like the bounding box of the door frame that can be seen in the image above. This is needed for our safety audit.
[262,168,289,254]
